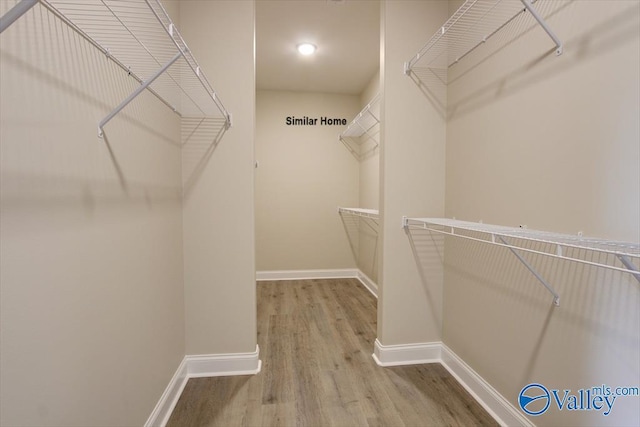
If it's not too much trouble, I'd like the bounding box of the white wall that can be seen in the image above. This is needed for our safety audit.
[255,90,360,272]
[0,1,185,425]
[180,0,257,355]
[377,0,448,346]
[442,0,640,425]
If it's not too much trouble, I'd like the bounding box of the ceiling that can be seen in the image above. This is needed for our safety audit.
[256,0,380,95]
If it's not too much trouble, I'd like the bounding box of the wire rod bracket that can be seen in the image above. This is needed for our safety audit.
[519,0,563,55]
[497,236,560,306]
[98,50,183,138]
[0,0,38,34]
[617,255,640,283]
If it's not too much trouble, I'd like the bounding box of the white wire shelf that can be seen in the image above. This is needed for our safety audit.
[339,94,380,161]
[1,0,231,138]
[403,217,640,306]
[338,207,379,221]
[404,0,563,76]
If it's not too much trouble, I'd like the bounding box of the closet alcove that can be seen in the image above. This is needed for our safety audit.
[254,0,381,289]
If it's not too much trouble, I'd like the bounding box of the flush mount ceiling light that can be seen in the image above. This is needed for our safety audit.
[297,43,317,56]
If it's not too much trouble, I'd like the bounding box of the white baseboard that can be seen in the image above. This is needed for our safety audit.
[371,340,530,427]
[256,269,359,281]
[255,269,379,299]
[186,345,262,378]
[145,345,261,427]
[372,339,442,366]
[356,270,378,298]
[144,359,188,427]
[440,345,533,427]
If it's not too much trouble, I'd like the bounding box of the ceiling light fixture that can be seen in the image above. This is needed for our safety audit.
[297,43,317,56]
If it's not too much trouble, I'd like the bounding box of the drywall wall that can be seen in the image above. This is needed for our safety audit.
[358,70,381,283]
[180,0,257,355]
[0,1,185,426]
[442,0,640,425]
[255,90,360,272]
[377,0,448,345]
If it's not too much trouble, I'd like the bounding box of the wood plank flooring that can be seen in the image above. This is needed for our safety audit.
[166,279,498,426]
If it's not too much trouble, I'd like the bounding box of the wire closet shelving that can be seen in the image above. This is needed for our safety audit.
[404,0,563,78]
[403,217,640,306]
[0,0,232,138]
[339,94,380,161]
[338,207,379,222]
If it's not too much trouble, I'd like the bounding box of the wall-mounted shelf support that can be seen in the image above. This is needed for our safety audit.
[0,0,37,33]
[403,217,640,306]
[497,236,560,305]
[519,0,563,55]
[617,255,640,283]
[98,51,183,138]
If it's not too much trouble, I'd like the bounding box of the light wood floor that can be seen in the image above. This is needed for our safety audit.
[167,279,498,426]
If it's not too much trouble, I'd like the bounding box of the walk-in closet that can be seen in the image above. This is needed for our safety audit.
[1,1,638,426]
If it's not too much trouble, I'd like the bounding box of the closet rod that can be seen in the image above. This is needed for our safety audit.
[0,0,37,33]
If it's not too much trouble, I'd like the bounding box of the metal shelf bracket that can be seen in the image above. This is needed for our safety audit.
[98,51,183,138]
[519,0,563,56]
[0,0,38,34]
[497,236,560,306]
[617,255,640,283]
